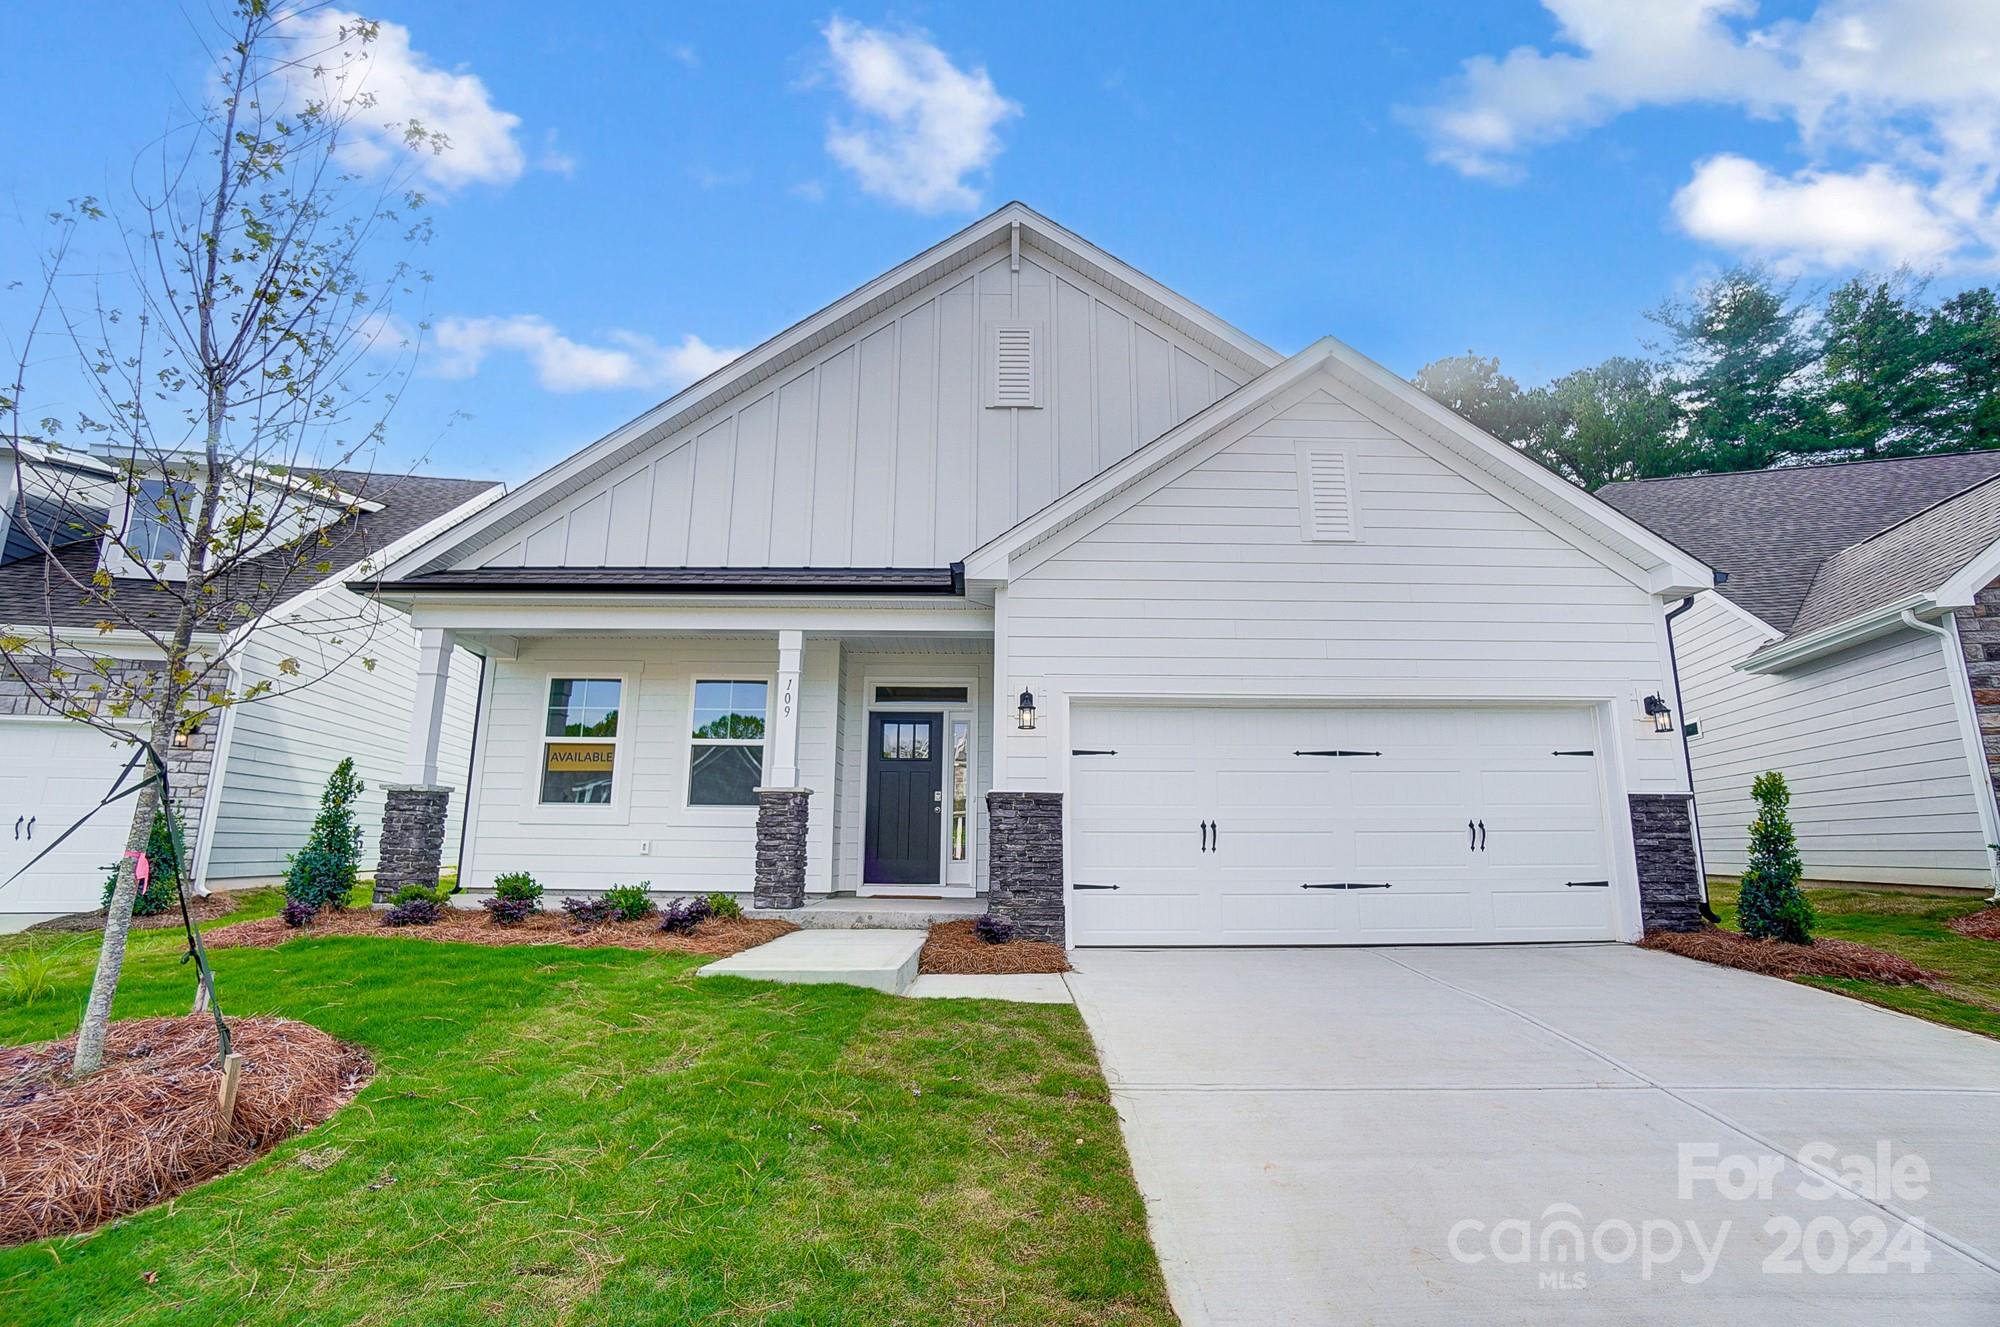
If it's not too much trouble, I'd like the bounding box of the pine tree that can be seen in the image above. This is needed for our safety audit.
[1737,771,1814,944]
[285,759,367,912]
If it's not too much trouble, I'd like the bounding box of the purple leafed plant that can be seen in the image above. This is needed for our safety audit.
[561,895,616,927]
[281,898,319,928]
[972,913,1014,945]
[658,895,714,934]
[482,895,536,925]
[383,897,444,927]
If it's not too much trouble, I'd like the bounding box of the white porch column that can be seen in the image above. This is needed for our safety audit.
[768,628,804,788]
[402,628,457,786]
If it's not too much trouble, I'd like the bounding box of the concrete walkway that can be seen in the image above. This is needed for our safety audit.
[1067,944,2000,1325]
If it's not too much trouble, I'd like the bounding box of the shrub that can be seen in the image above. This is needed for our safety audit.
[561,895,616,927]
[392,884,449,907]
[602,883,656,922]
[659,895,713,934]
[705,891,742,921]
[100,805,186,918]
[383,897,445,927]
[1738,770,1814,945]
[285,759,366,912]
[972,913,1015,945]
[482,896,536,925]
[280,898,319,928]
[493,871,543,905]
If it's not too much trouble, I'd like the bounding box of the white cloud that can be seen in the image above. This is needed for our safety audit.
[819,17,1020,212]
[791,179,828,202]
[430,316,742,393]
[1673,154,1964,267]
[1410,0,2000,267]
[279,8,530,189]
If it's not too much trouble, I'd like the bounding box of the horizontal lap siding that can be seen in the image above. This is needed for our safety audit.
[462,637,837,896]
[206,587,480,881]
[1674,595,1990,889]
[1002,382,1687,796]
[461,253,1249,571]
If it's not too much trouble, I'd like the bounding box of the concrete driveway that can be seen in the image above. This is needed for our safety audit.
[1066,944,2000,1325]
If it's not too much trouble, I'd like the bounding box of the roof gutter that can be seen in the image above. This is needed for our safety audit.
[1901,608,2000,901]
[1738,595,1936,674]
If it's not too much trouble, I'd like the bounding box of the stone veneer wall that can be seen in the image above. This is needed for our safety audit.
[986,791,1064,942]
[1629,793,1704,932]
[375,785,450,902]
[1957,583,2000,811]
[0,654,219,866]
[753,788,811,910]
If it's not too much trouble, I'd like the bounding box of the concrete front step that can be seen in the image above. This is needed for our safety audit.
[749,896,983,930]
[699,928,927,994]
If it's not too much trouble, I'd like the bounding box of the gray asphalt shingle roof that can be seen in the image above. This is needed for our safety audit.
[1597,451,2000,631]
[0,470,498,634]
[1786,474,2000,637]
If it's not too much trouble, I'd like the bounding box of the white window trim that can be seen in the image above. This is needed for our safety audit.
[102,481,194,581]
[860,670,982,893]
[683,674,775,813]
[520,668,639,825]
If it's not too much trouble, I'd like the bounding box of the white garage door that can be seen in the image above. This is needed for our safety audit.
[1068,705,1618,946]
[0,721,142,917]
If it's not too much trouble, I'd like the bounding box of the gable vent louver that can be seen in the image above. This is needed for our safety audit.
[987,323,1040,408]
[1296,445,1360,542]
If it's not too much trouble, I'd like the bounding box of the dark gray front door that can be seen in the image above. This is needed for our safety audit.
[865,711,943,885]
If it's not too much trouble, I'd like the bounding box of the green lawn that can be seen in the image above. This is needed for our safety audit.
[0,894,1173,1325]
[1706,880,2000,1039]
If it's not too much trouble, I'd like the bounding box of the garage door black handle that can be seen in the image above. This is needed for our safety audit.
[24,817,32,841]
[12,816,20,841]
[1468,820,1475,850]
[1477,820,1486,851]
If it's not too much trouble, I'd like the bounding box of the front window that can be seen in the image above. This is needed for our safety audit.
[124,479,187,564]
[689,680,767,806]
[541,678,621,804]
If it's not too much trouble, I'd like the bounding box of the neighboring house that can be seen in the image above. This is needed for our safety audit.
[1601,454,2000,896]
[362,202,1714,947]
[0,440,501,927]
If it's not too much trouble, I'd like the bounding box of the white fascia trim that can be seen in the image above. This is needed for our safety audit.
[1738,594,1937,673]
[1934,532,2000,609]
[1705,591,1783,642]
[381,203,1280,583]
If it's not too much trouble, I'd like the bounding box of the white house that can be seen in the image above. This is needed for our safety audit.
[1602,455,2000,896]
[0,441,499,927]
[363,203,1714,946]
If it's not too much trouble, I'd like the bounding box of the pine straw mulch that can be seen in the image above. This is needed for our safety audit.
[1947,906,2000,942]
[203,907,795,958]
[0,1016,372,1246]
[1641,925,1935,985]
[919,919,1071,975]
[26,890,240,935]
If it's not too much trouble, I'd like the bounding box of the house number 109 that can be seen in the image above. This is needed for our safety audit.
[782,678,794,718]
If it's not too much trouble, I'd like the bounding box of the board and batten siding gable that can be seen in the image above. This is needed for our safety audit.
[1673,593,1991,889]
[205,584,481,881]
[998,377,1689,796]
[459,251,1248,572]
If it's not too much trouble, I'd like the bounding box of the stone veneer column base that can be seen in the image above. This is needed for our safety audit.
[375,784,451,904]
[753,788,811,910]
[1629,793,1703,932]
[986,791,1065,943]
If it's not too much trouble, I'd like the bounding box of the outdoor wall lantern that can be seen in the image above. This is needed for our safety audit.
[1016,688,1037,731]
[171,729,192,749]
[1643,693,1674,734]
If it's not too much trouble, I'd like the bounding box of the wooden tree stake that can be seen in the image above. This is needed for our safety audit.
[215,1052,244,1142]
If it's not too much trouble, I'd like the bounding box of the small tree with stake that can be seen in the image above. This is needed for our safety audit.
[1,4,447,1076]
[1737,771,1815,944]
[286,758,366,913]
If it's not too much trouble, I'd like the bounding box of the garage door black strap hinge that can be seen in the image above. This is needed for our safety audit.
[1565,880,1611,888]
[1301,881,1392,890]
[1072,882,1120,890]
[1553,749,1594,757]
[1071,749,1117,756]
[1294,749,1382,757]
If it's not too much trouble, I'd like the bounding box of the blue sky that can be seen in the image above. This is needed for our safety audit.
[5,2,1996,482]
